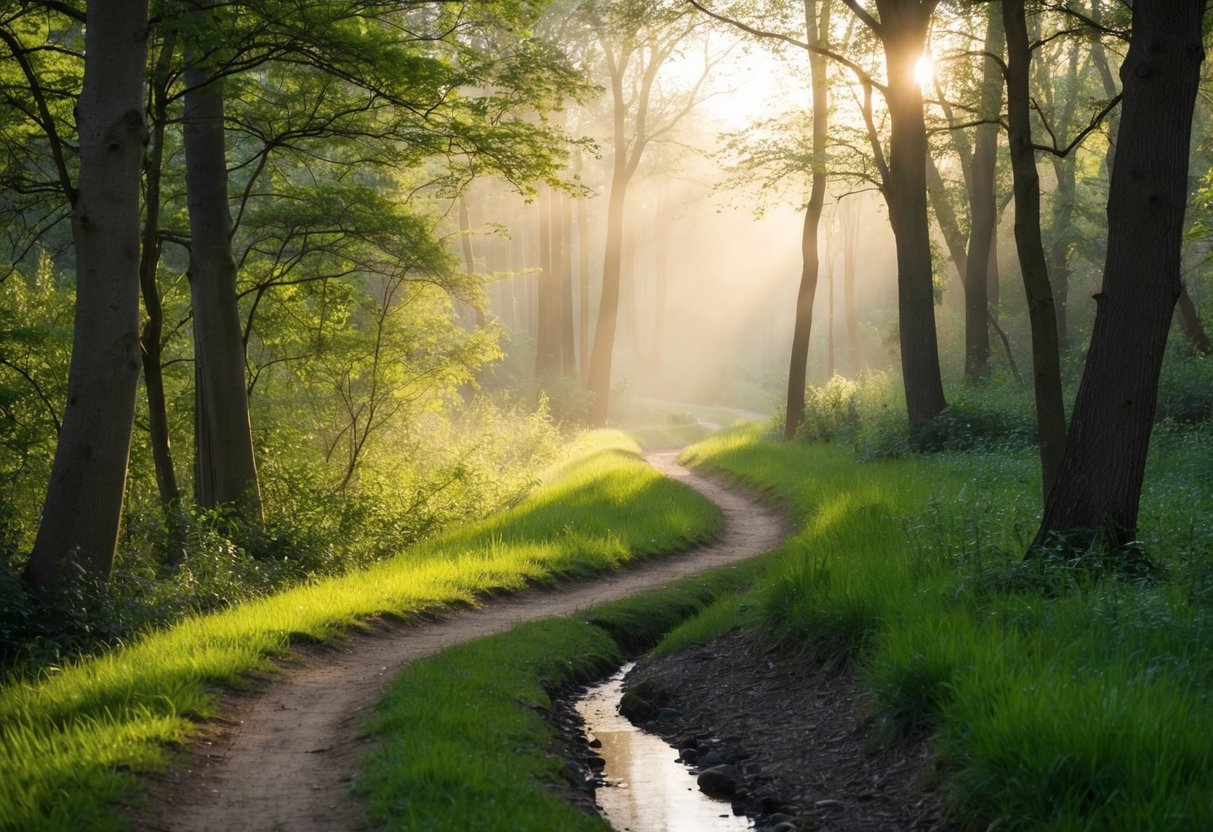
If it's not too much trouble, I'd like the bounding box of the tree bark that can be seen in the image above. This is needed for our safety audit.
[1034,0,1204,550]
[184,7,263,519]
[1003,0,1067,500]
[877,1,947,431]
[24,0,149,591]
[961,4,1002,384]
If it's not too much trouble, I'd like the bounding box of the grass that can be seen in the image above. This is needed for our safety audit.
[0,430,722,832]
[358,564,764,831]
[670,422,1213,831]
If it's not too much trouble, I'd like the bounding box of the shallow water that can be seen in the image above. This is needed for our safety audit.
[576,663,752,832]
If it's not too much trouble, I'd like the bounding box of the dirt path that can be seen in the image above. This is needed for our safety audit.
[131,452,783,832]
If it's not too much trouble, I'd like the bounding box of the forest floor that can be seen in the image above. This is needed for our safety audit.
[128,451,783,832]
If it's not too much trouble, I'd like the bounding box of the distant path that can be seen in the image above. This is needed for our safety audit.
[131,453,784,832]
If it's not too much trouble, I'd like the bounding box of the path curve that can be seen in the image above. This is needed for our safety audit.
[132,452,783,832]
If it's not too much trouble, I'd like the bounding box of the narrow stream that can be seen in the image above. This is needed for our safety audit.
[576,663,752,832]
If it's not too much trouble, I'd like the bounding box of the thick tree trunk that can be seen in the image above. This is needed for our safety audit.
[880,7,947,431]
[785,0,830,439]
[1004,0,1067,500]
[183,14,263,519]
[24,0,149,591]
[1034,0,1204,550]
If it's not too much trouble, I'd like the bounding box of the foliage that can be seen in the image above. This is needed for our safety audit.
[677,423,1213,830]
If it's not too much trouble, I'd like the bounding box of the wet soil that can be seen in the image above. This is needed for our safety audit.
[616,630,950,832]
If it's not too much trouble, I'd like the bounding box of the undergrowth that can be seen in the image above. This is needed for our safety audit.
[676,422,1213,831]
[0,430,721,832]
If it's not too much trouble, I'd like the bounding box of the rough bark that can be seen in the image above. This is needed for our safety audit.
[1034,0,1204,550]
[875,1,947,431]
[785,0,830,440]
[24,0,149,591]
[183,8,263,519]
[1004,0,1067,500]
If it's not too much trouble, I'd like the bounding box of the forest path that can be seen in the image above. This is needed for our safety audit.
[131,451,783,832]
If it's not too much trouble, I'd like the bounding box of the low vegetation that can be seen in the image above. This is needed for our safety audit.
[0,431,720,832]
[358,565,761,832]
[669,404,1213,831]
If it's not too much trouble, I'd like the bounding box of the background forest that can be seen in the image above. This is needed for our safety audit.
[0,0,1210,675]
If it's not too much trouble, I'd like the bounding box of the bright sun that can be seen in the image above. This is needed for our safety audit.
[914,54,935,91]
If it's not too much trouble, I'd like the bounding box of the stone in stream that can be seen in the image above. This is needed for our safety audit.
[697,764,738,796]
[679,747,698,764]
[699,749,724,767]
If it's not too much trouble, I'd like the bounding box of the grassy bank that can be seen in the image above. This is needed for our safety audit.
[672,423,1213,831]
[0,431,721,832]
[357,564,763,831]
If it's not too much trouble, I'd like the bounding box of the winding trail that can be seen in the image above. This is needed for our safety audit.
[132,452,783,832]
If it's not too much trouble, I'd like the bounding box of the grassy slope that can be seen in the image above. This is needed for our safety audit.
[675,423,1213,832]
[0,431,721,832]
[358,565,763,832]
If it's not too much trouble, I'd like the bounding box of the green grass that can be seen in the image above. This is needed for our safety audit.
[0,430,722,832]
[358,565,763,831]
[672,423,1213,831]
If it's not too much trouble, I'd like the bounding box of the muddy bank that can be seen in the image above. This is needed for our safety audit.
[613,630,949,832]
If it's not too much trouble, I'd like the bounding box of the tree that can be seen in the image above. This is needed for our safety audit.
[583,1,714,426]
[23,0,149,590]
[844,0,948,432]
[1003,0,1067,499]
[182,2,264,520]
[1034,0,1205,551]
[785,0,833,439]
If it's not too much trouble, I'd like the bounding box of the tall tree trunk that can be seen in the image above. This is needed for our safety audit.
[141,33,181,521]
[183,10,263,519]
[587,173,628,425]
[1004,0,1067,500]
[962,4,1002,384]
[535,184,558,375]
[576,157,593,381]
[842,198,861,374]
[1034,0,1204,550]
[458,196,487,328]
[558,187,576,374]
[880,5,947,431]
[24,0,149,591]
[785,0,830,439]
[651,186,669,370]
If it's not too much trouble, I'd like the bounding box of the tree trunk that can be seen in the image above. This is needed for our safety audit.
[24,0,149,591]
[1034,0,1204,550]
[842,199,861,374]
[784,0,830,439]
[1004,0,1067,500]
[535,184,558,376]
[961,4,1002,384]
[184,10,263,519]
[587,174,628,425]
[558,187,576,374]
[1176,281,1211,355]
[577,157,592,381]
[651,187,669,370]
[880,6,947,431]
[458,196,486,328]
[141,33,181,521]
